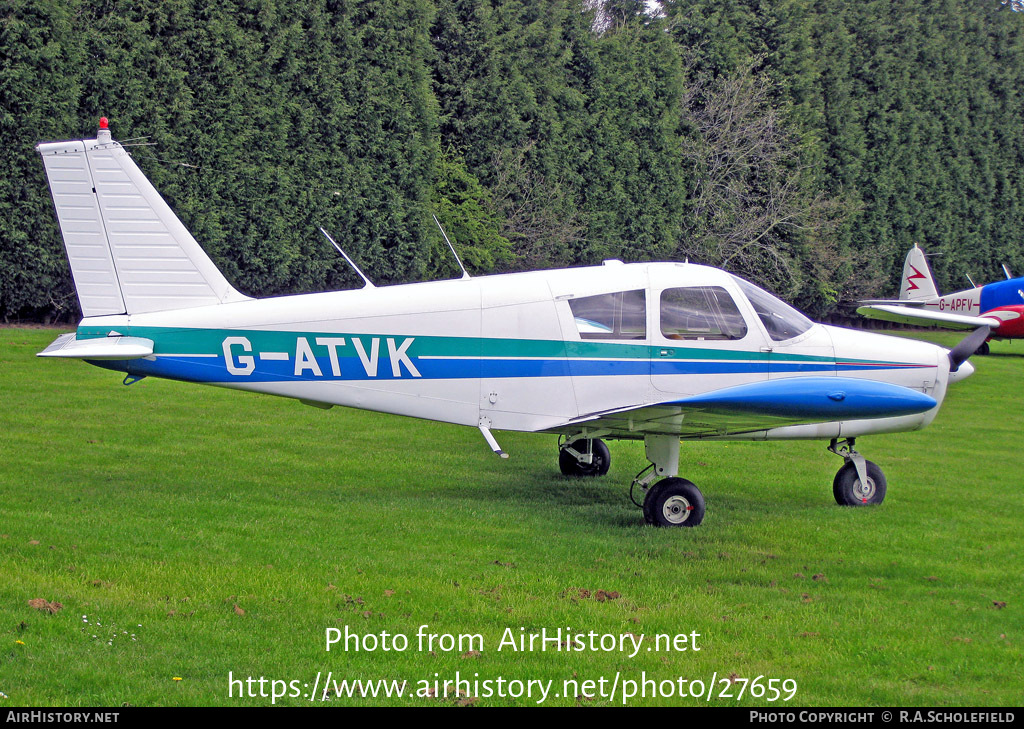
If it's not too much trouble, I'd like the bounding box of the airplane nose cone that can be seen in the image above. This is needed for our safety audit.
[948,359,975,384]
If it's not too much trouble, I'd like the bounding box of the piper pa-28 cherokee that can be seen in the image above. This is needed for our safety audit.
[858,244,1024,355]
[35,120,989,527]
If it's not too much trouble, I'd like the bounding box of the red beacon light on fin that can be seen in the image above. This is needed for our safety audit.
[96,116,112,144]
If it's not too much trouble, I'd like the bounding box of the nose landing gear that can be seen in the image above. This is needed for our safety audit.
[828,438,887,506]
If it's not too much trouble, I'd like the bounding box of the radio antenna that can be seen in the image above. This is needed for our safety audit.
[433,215,470,280]
[319,227,375,289]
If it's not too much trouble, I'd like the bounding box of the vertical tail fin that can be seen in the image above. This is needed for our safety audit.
[900,244,939,301]
[36,120,249,317]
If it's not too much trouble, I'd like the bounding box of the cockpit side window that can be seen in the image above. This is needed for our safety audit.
[660,286,747,340]
[733,276,813,342]
[568,290,646,340]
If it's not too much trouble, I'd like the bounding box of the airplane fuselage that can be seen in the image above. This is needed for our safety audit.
[74,261,952,442]
[917,279,1024,338]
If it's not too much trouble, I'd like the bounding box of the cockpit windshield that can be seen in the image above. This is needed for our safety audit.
[733,276,814,342]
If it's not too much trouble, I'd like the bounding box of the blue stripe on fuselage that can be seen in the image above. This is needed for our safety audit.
[91,355,927,384]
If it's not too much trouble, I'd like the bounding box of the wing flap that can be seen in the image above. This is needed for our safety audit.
[37,333,154,360]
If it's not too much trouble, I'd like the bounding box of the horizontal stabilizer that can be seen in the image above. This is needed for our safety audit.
[671,376,936,420]
[857,304,998,330]
[37,333,154,360]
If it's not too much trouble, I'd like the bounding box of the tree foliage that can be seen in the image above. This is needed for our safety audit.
[2,0,1023,321]
[678,60,850,313]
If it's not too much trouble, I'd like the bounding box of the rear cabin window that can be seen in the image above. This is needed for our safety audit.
[569,290,646,340]
[660,286,748,340]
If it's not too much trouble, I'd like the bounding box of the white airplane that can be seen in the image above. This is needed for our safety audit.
[858,244,1024,355]
[34,121,989,527]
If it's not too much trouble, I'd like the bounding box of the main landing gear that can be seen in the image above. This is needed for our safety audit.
[559,433,704,526]
[630,435,705,527]
[558,435,611,477]
[828,437,887,506]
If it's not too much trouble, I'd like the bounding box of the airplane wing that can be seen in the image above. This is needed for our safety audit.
[857,298,927,307]
[545,376,937,439]
[856,304,1001,330]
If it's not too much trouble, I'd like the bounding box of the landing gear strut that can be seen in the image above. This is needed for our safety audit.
[558,436,611,478]
[828,437,887,506]
[630,434,705,527]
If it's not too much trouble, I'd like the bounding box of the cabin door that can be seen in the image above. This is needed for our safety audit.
[649,275,771,399]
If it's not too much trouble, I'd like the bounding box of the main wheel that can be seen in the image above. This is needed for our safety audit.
[642,477,705,527]
[832,460,887,506]
[977,341,991,356]
[558,438,611,477]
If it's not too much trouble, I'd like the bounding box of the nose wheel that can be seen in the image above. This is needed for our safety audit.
[833,461,886,505]
[828,438,887,506]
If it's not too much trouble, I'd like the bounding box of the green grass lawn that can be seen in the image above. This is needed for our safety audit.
[1,328,1020,706]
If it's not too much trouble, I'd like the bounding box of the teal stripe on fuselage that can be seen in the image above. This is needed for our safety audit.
[77,324,926,384]
[78,324,846,363]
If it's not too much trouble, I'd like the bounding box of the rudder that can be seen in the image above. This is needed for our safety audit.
[37,119,249,317]
[900,244,938,301]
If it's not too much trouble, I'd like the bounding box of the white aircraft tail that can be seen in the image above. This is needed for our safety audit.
[36,120,249,317]
[900,244,939,301]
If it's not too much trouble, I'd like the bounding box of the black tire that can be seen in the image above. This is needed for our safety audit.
[558,438,611,477]
[977,341,990,356]
[642,477,705,527]
[832,460,887,506]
